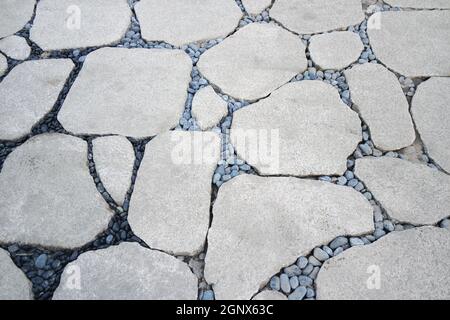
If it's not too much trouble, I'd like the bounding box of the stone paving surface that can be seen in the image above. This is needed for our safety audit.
[0,0,449,301]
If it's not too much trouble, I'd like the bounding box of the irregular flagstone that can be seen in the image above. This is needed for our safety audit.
[316,227,450,300]
[0,0,35,38]
[92,136,135,206]
[0,249,32,300]
[136,0,242,47]
[355,157,450,225]
[197,23,307,101]
[30,0,131,51]
[385,0,450,8]
[205,174,374,300]
[309,31,363,70]
[242,0,272,14]
[253,290,287,301]
[0,35,31,60]
[0,54,7,76]
[411,77,450,173]
[271,0,365,34]
[0,134,113,248]
[368,11,450,77]
[53,242,198,300]
[191,86,228,130]
[0,59,74,140]
[231,81,361,176]
[344,63,415,151]
[128,131,221,256]
[58,48,192,137]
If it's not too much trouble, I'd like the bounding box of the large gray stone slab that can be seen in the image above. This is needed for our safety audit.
[0,134,113,248]
[345,63,415,151]
[197,23,307,101]
[355,157,450,225]
[0,0,35,38]
[309,31,363,70]
[386,0,450,8]
[271,0,365,34]
[0,248,32,300]
[231,81,361,176]
[128,131,221,256]
[92,136,135,206]
[53,242,198,300]
[0,35,31,60]
[368,11,450,77]
[0,59,74,140]
[30,0,131,50]
[205,174,374,300]
[58,48,192,138]
[316,227,450,299]
[411,77,450,173]
[191,86,228,130]
[242,0,272,14]
[135,0,242,46]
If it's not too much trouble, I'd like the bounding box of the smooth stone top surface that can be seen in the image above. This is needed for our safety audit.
[411,77,450,173]
[128,131,221,256]
[53,242,198,300]
[205,174,374,300]
[92,136,135,205]
[0,0,35,38]
[0,249,32,300]
[0,35,31,60]
[0,54,7,76]
[368,11,450,77]
[198,23,307,101]
[0,59,74,140]
[385,0,450,8]
[242,0,272,14]
[309,31,363,70]
[253,290,287,300]
[135,0,242,46]
[231,81,361,176]
[191,86,228,130]
[30,0,131,50]
[0,134,113,248]
[271,0,365,34]
[316,227,450,300]
[58,48,192,138]
[355,157,450,225]
[345,63,415,151]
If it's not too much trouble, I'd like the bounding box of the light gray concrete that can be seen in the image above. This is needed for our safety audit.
[0,0,35,38]
[0,35,31,60]
[0,249,32,300]
[192,86,228,130]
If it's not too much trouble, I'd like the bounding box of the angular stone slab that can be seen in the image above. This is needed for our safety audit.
[0,0,35,38]
[0,54,7,76]
[205,174,374,300]
[242,0,272,14]
[316,227,450,300]
[0,59,74,140]
[128,131,221,256]
[412,78,450,173]
[345,63,415,151]
[30,0,131,51]
[92,136,135,206]
[355,157,450,225]
[135,0,242,47]
[0,134,113,248]
[368,11,450,77]
[192,86,228,130]
[253,290,287,300]
[58,48,192,138]
[386,0,450,8]
[198,23,307,101]
[0,35,31,60]
[309,31,363,70]
[271,0,365,34]
[231,81,361,176]
[53,242,198,300]
[0,249,32,300]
